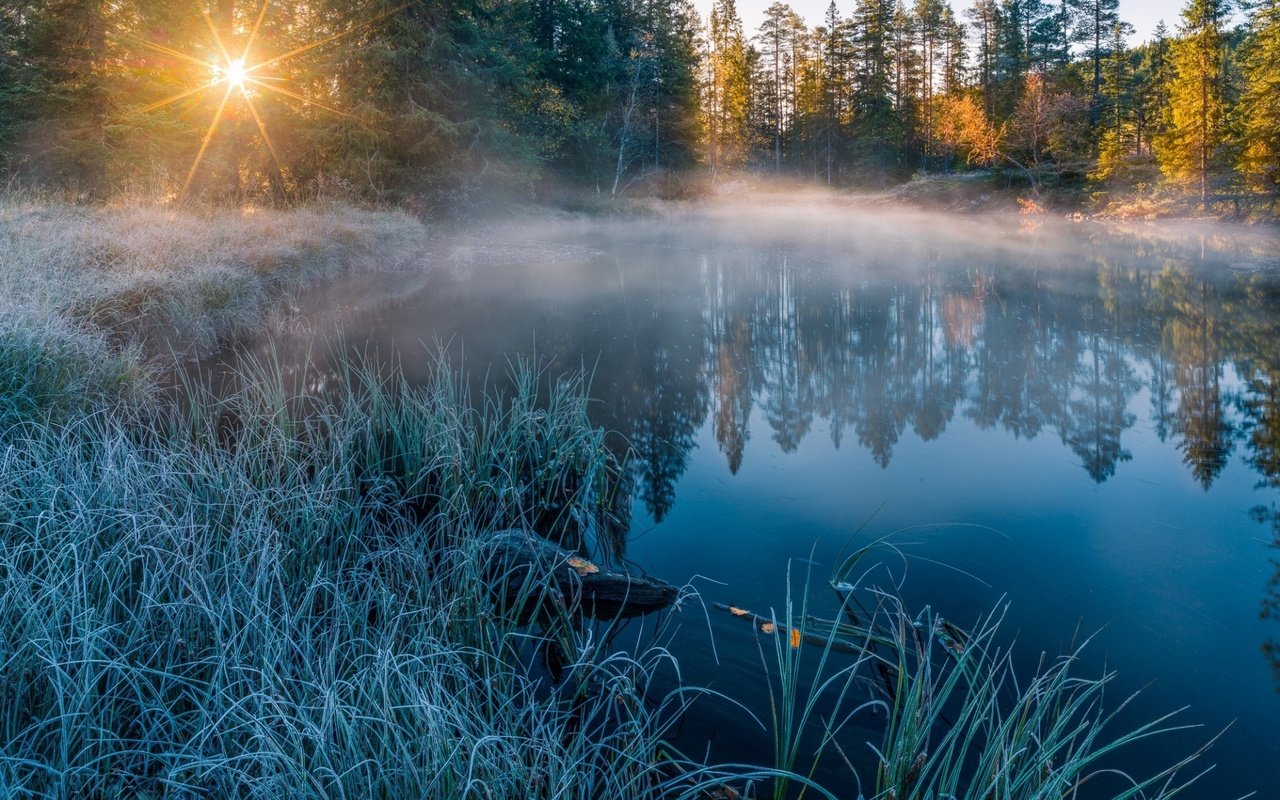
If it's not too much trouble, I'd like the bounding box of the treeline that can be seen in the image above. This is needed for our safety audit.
[0,0,703,204]
[705,0,1280,203]
[0,0,1277,205]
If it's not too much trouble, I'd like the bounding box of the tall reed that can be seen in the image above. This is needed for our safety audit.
[0,350,694,799]
[0,327,1222,800]
[738,545,1217,800]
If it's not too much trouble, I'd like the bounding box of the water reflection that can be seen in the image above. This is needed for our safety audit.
[206,213,1280,692]
[604,250,1278,500]
[1237,302,1280,689]
[222,218,1280,513]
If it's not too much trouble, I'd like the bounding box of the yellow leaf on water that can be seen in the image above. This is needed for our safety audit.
[728,606,750,617]
[790,628,802,649]
[760,622,776,634]
[566,557,599,576]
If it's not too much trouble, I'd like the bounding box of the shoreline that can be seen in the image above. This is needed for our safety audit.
[0,193,1251,798]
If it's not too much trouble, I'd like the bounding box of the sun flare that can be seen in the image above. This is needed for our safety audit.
[127,0,397,199]
[218,59,247,89]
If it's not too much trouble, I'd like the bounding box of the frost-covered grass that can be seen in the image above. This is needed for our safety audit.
[751,573,1214,800]
[0,193,427,361]
[0,196,724,797]
[0,196,1219,800]
[0,307,148,426]
[0,352,716,799]
[676,542,1217,799]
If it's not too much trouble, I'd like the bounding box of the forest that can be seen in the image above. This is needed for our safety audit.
[3,2,1280,798]
[0,0,1277,209]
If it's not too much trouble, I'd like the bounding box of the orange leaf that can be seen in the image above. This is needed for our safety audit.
[760,622,776,634]
[790,628,802,649]
[566,557,599,576]
[728,606,750,617]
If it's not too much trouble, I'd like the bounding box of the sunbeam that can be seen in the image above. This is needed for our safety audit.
[180,83,235,198]
[126,0,403,200]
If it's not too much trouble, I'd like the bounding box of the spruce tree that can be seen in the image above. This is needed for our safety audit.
[1092,20,1136,184]
[1069,0,1121,123]
[1157,0,1232,206]
[850,0,900,179]
[10,0,113,192]
[1135,20,1173,157]
[706,0,752,177]
[1237,0,1280,193]
[0,2,40,169]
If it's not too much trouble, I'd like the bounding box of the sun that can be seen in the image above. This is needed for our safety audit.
[125,1,399,200]
[217,59,248,90]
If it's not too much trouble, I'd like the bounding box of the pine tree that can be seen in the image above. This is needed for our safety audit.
[1237,0,1280,193]
[890,0,922,170]
[815,1,850,180]
[940,5,967,94]
[966,0,1001,114]
[1028,0,1067,71]
[757,2,801,172]
[915,0,948,163]
[1157,0,1231,205]
[1069,0,1121,122]
[705,0,752,178]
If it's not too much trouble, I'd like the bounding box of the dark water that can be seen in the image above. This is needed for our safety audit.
[218,205,1280,797]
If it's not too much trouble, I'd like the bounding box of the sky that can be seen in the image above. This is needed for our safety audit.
[692,0,1180,44]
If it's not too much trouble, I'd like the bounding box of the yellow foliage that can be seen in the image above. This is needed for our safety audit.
[934,95,1001,166]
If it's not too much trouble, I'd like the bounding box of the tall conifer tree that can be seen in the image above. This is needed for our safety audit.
[1237,0,1280,192]
[1157,0,1231,205]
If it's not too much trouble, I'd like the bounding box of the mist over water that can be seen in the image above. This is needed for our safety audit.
[208,200,1280,797]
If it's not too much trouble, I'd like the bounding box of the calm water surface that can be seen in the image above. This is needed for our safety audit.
[220,205,1280,797]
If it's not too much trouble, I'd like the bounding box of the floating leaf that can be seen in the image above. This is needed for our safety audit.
[566,556,599,576]
[790,628,802,649]
[760,622,776,634]
[729,606,750,617]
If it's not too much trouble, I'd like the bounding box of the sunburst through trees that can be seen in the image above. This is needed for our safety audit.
[124,1,387,200]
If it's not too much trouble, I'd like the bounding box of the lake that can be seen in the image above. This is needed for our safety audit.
[207,201,1280,798]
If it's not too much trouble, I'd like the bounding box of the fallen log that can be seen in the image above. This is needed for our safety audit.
[483,529,678,620]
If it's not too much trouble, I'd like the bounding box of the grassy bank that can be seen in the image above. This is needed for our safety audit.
[0,346,1214,799]
[0,199,1221,798]
[0,194,428,363]
[874,172,1280,223]
[0,353,694,797]
[0,196,706,795]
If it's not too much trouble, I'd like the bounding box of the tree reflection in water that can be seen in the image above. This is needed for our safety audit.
[203,216,1280,689]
